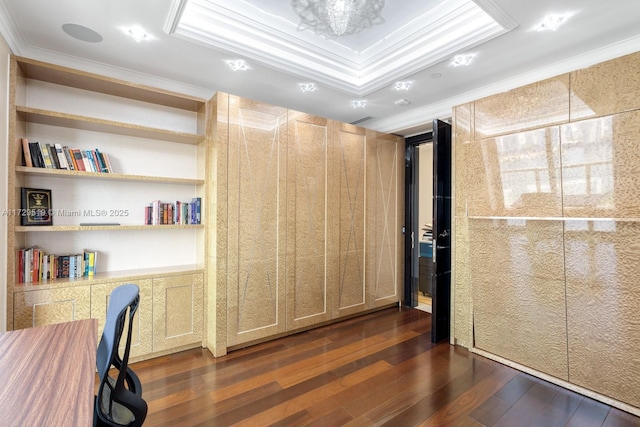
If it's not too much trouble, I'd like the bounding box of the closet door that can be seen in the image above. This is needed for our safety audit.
[333,123,367,318]
[226,96,288,347]
[285,111,335,330]
[366,129,404,309]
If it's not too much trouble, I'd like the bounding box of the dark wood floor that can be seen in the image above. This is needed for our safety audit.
[132,307,640,426]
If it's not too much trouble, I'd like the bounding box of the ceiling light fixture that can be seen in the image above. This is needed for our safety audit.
[226,59,249,71]
[352,100,367,108]
[291,0,386,39]
[534,13,572,31]
[394,81,411,91]
[125,25,150,43]
[451,54,475,67]
[299,83,318,92]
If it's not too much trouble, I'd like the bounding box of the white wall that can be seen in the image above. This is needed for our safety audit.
[0,34,11,332]
[418,143,433,240]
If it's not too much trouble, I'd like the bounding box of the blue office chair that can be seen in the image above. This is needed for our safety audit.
[94,284,148,426]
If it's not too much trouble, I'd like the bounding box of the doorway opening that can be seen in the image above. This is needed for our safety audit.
[404,119,452,343]
[404,132,433,314]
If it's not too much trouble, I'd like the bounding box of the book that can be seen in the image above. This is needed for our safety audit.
[21,138,33,167]
[38,142,57,169]
[95,149,109,173]
[63,146,76,171]
[81,150,93,172]
[28,142,44,168]
[102,152,113,173]
[192,197,202,224]
[54,143,69,169]
[71,149,85,171]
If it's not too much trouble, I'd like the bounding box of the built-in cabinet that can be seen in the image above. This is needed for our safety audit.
[216,95,404,352]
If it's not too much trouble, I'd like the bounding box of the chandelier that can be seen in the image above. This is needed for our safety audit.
[291,0,386,39]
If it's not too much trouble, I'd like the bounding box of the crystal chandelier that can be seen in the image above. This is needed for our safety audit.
[291,0,385,39]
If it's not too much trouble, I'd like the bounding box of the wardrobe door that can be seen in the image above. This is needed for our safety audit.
[226,96,288,347]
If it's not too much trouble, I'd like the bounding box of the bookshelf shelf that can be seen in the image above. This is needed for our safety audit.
[12,264,204,290]
[17,106,204,145]
[15,166,205,185]
[15,224,204,232]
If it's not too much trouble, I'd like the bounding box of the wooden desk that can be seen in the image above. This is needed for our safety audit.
[0,319,97,426]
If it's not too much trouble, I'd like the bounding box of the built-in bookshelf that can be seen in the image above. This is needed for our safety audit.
[6,55,210,340]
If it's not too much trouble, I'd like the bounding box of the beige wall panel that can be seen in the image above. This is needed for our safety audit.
[570,51,640,120]
[286,111,333,329]
[561,111,640,218]
[335,125,366,317]
[226,97,288,346]
[366,130,403,307]
[212,93,229,356]
[452,216,472,348]
[152,273,203,352]
[13,285,91,329]
[474,75,570,139]
[564,220,640,408]
[471,219,568,380]
[465,127,562,217]
[453,103,473,215]
[91,280,153,358]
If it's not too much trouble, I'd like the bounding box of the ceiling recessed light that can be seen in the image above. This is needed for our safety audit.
[299,83,317,92]
[352,100,366,108]
[451,54,475,67]
[123,25,150,43]
[534,13,572,31]
[394,81,412,91]
[226,59,249,71]
[62,23,103,43]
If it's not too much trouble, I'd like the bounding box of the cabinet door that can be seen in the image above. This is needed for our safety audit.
[13,285,91,329]
[366,130,404,309]
[225,97,288,347]
[152,273,204,352]
[286,111,335,331]
[333,123,367,318]
[91,280,153,359]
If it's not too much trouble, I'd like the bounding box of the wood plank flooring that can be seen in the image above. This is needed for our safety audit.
[131,307,640,426]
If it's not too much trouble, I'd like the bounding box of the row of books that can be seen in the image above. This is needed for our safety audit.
[145,198,202,225]
[17,247,98,284]
[21,137,113,173]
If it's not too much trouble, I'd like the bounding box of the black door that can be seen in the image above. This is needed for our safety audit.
[431,119,452,343]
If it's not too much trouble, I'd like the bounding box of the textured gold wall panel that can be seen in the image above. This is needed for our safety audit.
[286,111,333,329]
[474,75,570,139]
[471,219,568,380]
[226,97,288,346]
[152,273,203,352]
[335,125,366,316]
[465,127,562,217]
[453,50,640,412]
[570,51,640,121]
[564,220,640,408]
[366,130,403,307]
[561,111,640,218]
[13,285,91,329]
[91,280,153,358]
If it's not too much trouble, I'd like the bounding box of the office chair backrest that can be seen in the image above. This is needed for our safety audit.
[95,284,148,427]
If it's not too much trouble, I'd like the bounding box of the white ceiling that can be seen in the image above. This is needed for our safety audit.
[0,0,639,136]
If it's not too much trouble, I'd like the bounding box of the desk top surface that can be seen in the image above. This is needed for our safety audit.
[0,319,97,426]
